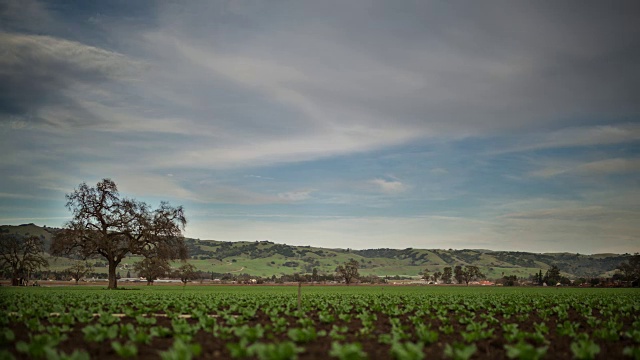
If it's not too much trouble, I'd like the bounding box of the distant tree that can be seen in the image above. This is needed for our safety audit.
[126,270,131,278]
[66,261,94,285]
[335,259,360,285]
[196,271,208,284]
[0,233,48,286]
[50,179,188,289]
[312,268,318,282]
[502,275,518,286]
[134,258,171,285]
[442,267,453,284]
[617,253,640,281]
[422,268,430,282]
[175,263,198,286]
[432,271,442,283]
[461,266,485,286]
[454,265,464,284]
[544,265,562,285]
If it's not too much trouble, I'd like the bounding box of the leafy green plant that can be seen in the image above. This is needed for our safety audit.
[557,320,579,338]
[82,324,119,342]
[135,315,157,326]
[623,346,640,360]
[111,341,138,358]
[330,325,349,341]
[235,324,266,343]
[158,339,202,360]
[0,350,14,360]
[329,342,368,360]
[570,338,600,360]
[250,341,303,360]
[288,327,317,343]
[98,313,121,325]
[504,341,548,360]
[15,334,66,359]
[415,324,438,344]
[444,342,477,360]
[439,324,455,335]
[1,328,15,346]
[390,341,424,360]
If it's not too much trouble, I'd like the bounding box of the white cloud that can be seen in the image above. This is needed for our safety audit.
[368,178,408,194]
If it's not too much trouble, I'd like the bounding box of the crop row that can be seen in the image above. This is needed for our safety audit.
[1,287,639,359]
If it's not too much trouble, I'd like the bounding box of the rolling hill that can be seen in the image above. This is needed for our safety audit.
[1,223,631,279]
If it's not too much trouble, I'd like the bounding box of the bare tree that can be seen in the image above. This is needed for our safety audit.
[134,257,171,285]
[51,179,187,289]
[0,233,48,286]
[66,261,94,285]
[335,259,360,285]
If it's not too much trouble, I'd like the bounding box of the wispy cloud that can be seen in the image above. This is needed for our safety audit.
[495,124,640,154]
[1,1,639,253]
[368,178,408,194]
[530,158,640,178]
[278,190,314,202]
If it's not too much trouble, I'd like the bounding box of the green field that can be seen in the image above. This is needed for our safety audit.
[2,286,639,359]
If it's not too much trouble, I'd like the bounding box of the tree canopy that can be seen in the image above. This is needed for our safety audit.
[0,232,48,286]
[422,268,430,282]
[336,259,360,285]
[617,253,640,281]
[174,263,198,286]
[460,265,485,286]
[134,257,171,285]
[51,179,188,289]
[66,261,94,285]
[441,267,453,284]
[544,265,562,285]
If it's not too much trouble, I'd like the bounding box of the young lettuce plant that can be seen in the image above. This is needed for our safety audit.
[504,341,548,360]
[111,341,138,358]
[329,342,367,360]
[249,341,303,360]
[570,338,600,360]
[390,341,424,360]
[158,339,202,360]
[443,342,477,360]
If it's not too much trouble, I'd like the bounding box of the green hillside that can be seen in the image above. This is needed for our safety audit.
[1,224,631,279]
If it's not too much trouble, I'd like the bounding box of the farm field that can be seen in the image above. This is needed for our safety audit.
[1,286,639,359]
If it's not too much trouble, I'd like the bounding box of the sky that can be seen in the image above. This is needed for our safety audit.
[1,1,639,254]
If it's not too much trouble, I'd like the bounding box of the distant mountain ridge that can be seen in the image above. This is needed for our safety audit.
[1,223,630,279]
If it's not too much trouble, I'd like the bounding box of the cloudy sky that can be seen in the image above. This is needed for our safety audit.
[1,1,639,254]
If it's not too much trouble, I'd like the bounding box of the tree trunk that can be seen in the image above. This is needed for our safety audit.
[108,258,118,289]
